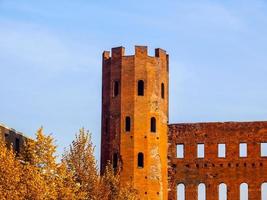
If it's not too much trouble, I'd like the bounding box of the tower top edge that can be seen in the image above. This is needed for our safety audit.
[102,45,168,59]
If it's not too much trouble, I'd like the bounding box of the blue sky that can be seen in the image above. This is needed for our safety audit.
[1,0,267,160]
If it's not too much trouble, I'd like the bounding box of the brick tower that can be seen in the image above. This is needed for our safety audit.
[101,46,169,199]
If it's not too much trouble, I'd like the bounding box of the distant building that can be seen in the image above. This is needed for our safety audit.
[0,123,27,154]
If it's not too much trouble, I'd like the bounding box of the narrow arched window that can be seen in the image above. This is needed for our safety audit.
[219,183,227,200]
[177,183,185,200]
[240,183,248,200]
[113,153,118,169]
[161,83,165,99]
[113,81,119,97]
[125,116,131,132]
[137,152,144,168]
[151,117,156,132]
[198,183,206,200]
[138,80,144,96]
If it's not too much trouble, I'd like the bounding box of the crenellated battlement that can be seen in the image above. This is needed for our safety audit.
[102,46,168,60]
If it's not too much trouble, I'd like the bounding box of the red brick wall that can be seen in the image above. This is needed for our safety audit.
[168,122,267,200]
[101,46,169,199]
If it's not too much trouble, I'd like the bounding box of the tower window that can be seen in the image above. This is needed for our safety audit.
[125,116,131,132]
[138,152,144,168]
[150,117,156,132]
[113,153,118,169]
[138,80,144,96]
[113,81,119,97]
[161,83,165,99]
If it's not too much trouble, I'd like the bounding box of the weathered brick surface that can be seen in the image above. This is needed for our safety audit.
[101,46,169,199]
[0,123,26,153]
[101,46,267,200]
[168,122,267,200]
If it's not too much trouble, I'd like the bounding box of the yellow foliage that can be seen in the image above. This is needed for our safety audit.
[0,127,139,200]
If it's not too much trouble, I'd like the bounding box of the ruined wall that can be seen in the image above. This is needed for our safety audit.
[0,123,26,153]
[101,46,169,199]
[168,121,267,200]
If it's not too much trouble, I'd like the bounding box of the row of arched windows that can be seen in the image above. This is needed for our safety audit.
[177,183,267,200]
[113,80,165,99]
[125,117,156,132]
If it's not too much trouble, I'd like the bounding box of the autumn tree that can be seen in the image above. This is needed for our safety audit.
[63,128,99,200]
[22,127,83,200]
[0,138,25,200]
[101,162,139,200]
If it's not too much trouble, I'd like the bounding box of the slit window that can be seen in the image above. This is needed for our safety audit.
[138,152,144,168]
[138,80,144,96]
[218,144,226,158]
[239,143,247,157]
[113,153,118,169]
[261,143,267,157]
[113,81,119,97]
[176,144,184,158]
[161,83,165,99]
[150,117,156,132]
[125,116,131,132]
[197,144,205,158]
[15,138,20,153]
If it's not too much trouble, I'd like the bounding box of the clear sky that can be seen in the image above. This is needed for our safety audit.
[1,0,267,161]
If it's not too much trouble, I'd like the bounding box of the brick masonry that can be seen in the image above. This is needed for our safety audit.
[101,46,267,200]
[101,46,168,199]
[0,123,26,153]
[168,122,267,200]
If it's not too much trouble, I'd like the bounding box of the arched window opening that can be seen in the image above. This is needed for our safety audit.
[177,183,185,200]
[198,183,206,200]
[161,83,165,99]
[138,80,144,96]
[125,116,131,132]
[113,153,118,169]
[219,183,227,200]
[262,183,267,200]
[150,117,156,132]
[240,183,248,200]
[113,81,119,97]
[137,152,144,168]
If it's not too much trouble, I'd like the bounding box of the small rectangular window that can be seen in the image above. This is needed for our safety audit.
[261,143,267,157]
[113,81,119,97]
[197,144,204,158]
[138,80,144,96]
[239,143,247,157]
[176,144,184,158]
[218,144,226,158]
[125,116,131,132]
[15,138,20,153]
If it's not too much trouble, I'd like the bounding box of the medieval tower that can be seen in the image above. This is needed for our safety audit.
[101,46,169,199]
